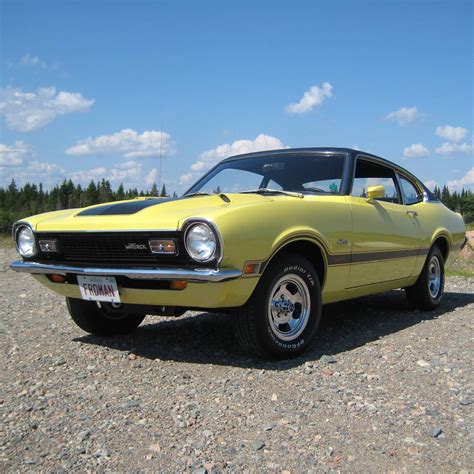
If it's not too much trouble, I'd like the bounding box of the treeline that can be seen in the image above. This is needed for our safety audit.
[0,179,473,234]
[0,179,176,233]
[432,186,474,223]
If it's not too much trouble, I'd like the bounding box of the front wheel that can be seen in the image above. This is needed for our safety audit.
[233,254,322,359]
[67,298,146,336]
[405,246,445,311]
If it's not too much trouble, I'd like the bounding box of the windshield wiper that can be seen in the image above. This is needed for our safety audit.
[183,192,212,198]
[239,188,304,199]
[183,191,231,203]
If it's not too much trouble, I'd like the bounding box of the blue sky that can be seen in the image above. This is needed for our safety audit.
[1,0,473,193]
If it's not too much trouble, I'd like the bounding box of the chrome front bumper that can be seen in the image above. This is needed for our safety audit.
[10,260,242,283]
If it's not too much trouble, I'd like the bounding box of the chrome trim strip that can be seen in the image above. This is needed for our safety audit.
[32,228,179,233]
[9,261,242,283]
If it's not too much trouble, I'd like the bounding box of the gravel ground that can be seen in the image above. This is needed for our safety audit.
[1,246,473,472]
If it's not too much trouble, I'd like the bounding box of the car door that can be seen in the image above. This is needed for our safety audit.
[346,157,422,288]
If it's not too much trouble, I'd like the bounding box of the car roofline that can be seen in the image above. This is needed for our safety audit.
[220,147,354,163]
[222,147,425,186]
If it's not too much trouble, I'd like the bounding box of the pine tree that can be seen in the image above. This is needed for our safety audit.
[116,183,125,201]
[84,181,99,206]
[160,184,167,197]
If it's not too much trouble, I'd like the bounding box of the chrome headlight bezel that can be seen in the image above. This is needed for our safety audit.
[183,220,221,264]
[15,224,38,258]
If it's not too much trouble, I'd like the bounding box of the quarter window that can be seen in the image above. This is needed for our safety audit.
[351,159,401,204]
[398,175,422,205]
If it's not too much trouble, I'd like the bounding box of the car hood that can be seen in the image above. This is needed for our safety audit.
[25,194,275,232]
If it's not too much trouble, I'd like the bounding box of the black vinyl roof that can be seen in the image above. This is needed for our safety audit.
[221,147,355,162]
[222,147,379,163]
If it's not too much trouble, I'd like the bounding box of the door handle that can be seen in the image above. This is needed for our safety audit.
[406,210,418,217]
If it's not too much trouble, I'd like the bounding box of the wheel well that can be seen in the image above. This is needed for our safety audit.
[433,236,449,262]
[266,240,326,288]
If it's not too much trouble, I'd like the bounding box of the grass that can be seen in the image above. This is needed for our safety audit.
[466,222,474,231]
[0,234,13,249]
[446,268,474,278]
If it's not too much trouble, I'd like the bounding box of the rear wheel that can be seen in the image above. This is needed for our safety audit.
[405,246,445,311]
[67,298,146,336]
[233,254,322,359]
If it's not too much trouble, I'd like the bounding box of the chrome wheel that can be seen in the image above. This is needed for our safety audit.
[428,255,442,298]
[267,274,311,341]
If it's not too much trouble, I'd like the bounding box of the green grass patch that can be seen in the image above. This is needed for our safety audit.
[446,268,474,278]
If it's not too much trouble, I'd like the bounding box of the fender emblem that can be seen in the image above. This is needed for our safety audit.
[336,239,349,246]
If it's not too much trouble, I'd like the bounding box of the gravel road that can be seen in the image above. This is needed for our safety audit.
[1,246,473,472]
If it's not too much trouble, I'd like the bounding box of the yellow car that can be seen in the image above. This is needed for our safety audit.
[11,148,466,358]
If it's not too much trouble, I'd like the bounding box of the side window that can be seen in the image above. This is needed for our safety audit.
[351,159,401,204]
[398,175,422,205]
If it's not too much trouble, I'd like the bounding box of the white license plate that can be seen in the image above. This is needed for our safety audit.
[77,275,121,303]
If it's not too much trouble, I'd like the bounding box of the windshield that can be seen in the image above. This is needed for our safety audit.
[185,153,346,195]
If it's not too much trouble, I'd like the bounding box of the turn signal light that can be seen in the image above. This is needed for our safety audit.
[149,239,177,254]
[170,280,187,290]
[244,262,261,275]
[49,274,66,283]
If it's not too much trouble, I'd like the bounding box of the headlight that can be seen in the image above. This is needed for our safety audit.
[185,223,217,262]
[16,225,38,258]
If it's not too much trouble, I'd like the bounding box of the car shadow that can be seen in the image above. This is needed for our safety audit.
[74,289,474,370]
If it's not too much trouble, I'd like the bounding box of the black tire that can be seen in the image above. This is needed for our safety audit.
[405,246,445,311]
[66,298,146,336]
[233,254,322,359]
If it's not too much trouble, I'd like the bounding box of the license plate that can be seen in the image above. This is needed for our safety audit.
[77,275,121,303]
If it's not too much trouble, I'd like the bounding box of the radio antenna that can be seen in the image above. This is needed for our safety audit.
[158,106,163,195]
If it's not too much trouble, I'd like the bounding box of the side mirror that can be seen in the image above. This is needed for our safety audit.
[367,185,385,201]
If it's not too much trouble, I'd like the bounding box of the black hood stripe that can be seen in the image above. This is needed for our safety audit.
[77,197,182,216]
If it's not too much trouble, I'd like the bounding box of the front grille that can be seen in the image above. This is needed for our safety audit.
[33,232,195,267]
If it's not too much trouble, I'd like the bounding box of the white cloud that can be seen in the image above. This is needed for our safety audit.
[180,133,286,187]
[285,82,333,115]
[424,180,437,190]
[65,129,174,159]
[435,142,473,155]
[116,160,140,170]
[193,134,286,172]
[20,53,47,69]
[386,106,419,126]
[447,168,474,191]
[179,173,194,186]
[0,86,94,132]
[435,125,468,143]
[68,167,107,182]
[145,168,158,185]
[403,143,429,158]
[0,141,33,166]
[0,159,65,187]
[68,161,144,186]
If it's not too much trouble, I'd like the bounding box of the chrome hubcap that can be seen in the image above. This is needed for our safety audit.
[428,256,441,298]
[268,274,311,341]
